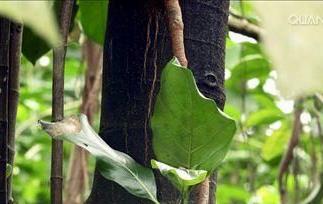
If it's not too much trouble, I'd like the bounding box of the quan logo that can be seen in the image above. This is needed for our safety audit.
[288,15,323,25]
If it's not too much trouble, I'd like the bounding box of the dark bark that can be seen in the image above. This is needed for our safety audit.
[87,0,228,203]
[51,1,74,204]
[7,22,22,203]
[0,17,10,204]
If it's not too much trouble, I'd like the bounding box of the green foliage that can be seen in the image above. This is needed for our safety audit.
[217,184,250,203]
[151,58,236,173]
[261,126,290,161]
[246,109,283,127]
[249,185,280,204]
[226,54,270,93]
[40,115,158,203]
[11,2,323,203]
[151,159,207,193]
[79,0,108,45]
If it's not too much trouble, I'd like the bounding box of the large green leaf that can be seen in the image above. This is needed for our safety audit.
[79,0,108,45]
[39,115,158,203]
[151,159,207,193]
[0,1,60,46]
[151,58,236,172]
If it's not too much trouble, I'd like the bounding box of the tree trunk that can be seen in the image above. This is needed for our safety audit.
[0,17,10,204]
[87,0,229,203]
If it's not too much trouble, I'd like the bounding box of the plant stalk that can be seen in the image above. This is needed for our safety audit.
[51,1,74,204]
[7,22,22,203]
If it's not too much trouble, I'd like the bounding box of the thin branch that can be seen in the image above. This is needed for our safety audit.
[278,101,303,204]
[228,13,263,41]
[164,0,187,67]
[7,22,22,203]
[51,1,74,204]
[0,17,10,204]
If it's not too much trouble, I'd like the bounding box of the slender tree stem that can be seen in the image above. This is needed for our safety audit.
[51,1,74,204]
[7,22,22,203]
[278,100,303,204]
[0,17,10,204]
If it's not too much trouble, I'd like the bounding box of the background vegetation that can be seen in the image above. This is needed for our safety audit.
[3,1,322,203]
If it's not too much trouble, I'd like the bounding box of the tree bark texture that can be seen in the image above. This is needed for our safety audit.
[0,17,10,204]
[87,0,229,203]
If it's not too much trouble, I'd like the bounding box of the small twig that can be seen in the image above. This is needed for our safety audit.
[228,14,263,41]
[51,1,74,204]
[164,0,187,67]
[278,101,303,204]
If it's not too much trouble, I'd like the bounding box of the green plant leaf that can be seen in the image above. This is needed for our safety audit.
[151,58,236,172]
[0,1,60,46]
[22,27,51,65]
[249,185,280,204]
[261,126,291,161]
[226,54,270,93]
[246,108,284,127]
[217,184,250,203]
[39,115,158,203]
[79,0,108,45]
[151,159,207,192]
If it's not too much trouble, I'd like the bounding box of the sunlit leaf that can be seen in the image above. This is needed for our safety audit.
[151,58,236,172]
[0,1,60,46]
[261,126,290,161]
[39,115,159,203]
[246,109,284,128]
[217,184,250,203]
[226,54,270,93]
[248,185,279,204]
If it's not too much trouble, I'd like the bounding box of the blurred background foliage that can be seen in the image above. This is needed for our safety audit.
[8,1,323,204]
